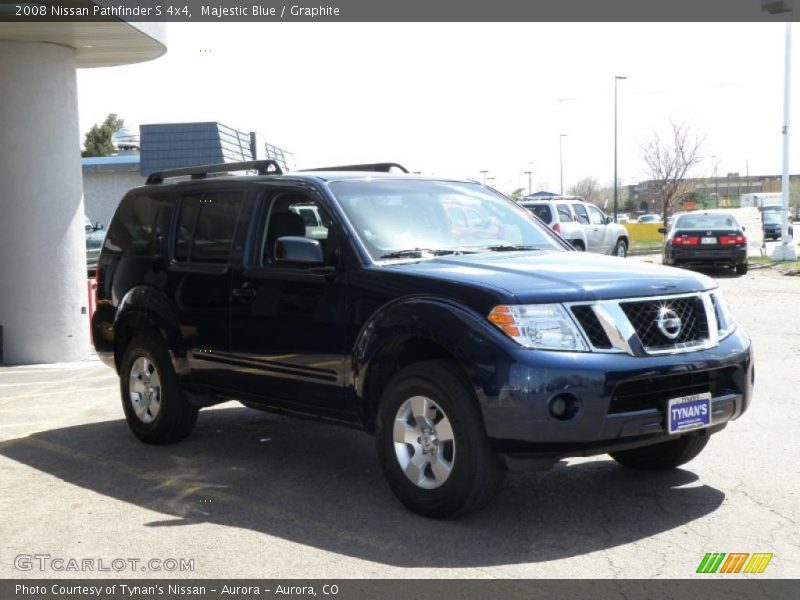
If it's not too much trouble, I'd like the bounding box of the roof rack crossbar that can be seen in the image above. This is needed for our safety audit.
[300,162,409,174]
[146,159,283,184]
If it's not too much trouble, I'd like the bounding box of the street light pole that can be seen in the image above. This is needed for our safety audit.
[712,155,719,203]
[774,22,797,261]
[614,75,627,222]
[487,177,495,189]
[559,134,567,195]
[480,170,489,185]
[523,170,532,195]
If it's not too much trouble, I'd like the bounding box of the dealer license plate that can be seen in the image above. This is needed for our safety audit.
[701,237,717,244]
[667,392,712,434]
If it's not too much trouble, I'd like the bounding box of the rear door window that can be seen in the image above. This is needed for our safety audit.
[557,203,574,222]
[174,192,243,264]
[572,203,590,224]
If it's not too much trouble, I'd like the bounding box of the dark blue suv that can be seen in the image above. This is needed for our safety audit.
[93,161,753,517]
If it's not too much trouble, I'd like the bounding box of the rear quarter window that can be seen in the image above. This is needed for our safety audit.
[527,204,553,223]
[104,194,163,256]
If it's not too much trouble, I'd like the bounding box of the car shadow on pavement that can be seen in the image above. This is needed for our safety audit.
[0,405,725,567]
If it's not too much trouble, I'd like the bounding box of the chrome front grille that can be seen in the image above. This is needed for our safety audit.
[619,296,709,350]
[568,292,720,356]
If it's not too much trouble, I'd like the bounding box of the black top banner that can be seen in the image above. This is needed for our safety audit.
[2,0,800,22]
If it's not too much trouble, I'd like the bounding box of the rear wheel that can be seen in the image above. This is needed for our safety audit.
[571,240,585,251]
[375,360,504,518]
[119,333,198,444]
[735,263,749,275]
[610,433,710,471]
[612,239,628,257]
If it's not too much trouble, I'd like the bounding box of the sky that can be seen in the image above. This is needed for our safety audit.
[77,22,793,198]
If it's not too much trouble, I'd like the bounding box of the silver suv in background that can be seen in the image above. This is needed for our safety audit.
[518,196,630,256]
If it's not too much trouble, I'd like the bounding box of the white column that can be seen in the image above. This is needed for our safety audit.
[0,40,90,364]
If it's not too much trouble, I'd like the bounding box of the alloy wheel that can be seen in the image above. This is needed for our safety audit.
[392,395,455,489]
[129,356,162,424]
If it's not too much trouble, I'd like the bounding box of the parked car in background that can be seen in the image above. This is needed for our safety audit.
[662,211,749,275]
[762,209,793,241]
[93,160,752,518]
[84,215,105,276]
[637,214,661,223]
[518,197,629,256]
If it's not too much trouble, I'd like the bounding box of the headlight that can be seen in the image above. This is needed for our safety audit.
[488,304,589,351]
[712,291,737,340]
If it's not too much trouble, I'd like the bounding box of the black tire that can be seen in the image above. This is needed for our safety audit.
[119,333,198,444]
[736,263,748,275]
[610,432,710,471]
[572,240,585,251]
[612,239,628,257]
[375,360,505,518]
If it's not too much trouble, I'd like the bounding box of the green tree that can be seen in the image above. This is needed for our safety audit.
[82,113,124,157]
[510,187,526,200]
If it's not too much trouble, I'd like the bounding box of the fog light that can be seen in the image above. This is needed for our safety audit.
[548,393,580,421]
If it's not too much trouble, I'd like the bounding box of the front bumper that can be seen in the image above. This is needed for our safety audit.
[476,328,753,463]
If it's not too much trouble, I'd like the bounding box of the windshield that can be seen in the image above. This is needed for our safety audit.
[675,213,738,230]
[329,180,563,261]
[762,212,781,225]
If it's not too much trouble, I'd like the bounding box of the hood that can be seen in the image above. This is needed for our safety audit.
[386,250,715,304]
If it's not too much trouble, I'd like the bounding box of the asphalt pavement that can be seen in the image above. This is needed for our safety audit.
[1,267,798,579]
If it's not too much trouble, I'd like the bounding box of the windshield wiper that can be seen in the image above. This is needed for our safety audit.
[378,248,476,260]
[479,244,548,252]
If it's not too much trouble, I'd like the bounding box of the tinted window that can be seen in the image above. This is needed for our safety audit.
[175,192,243,264]
[572,203,590,224]
[104,194,160,256]
[527,205,553,223]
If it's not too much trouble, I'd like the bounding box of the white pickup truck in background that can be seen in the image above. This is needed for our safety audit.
[518,196,630,257]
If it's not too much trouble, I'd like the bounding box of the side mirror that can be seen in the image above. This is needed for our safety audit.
[605,215,613,224]
[741,225,746,231]
[94,222,104,231]
[275,236,324,265]
[658,228,667,234]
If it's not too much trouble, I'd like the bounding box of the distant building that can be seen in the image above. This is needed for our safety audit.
[82,122,294,226]
[626,173,800,212]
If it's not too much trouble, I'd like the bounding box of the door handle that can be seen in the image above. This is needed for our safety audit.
[232,288,257,298]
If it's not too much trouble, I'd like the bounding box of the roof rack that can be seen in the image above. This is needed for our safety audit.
[300,162,409,174]
[145,159,283,185]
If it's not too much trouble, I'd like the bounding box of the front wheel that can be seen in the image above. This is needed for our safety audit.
[612,239,628,257]
[119,333,198,444]
[375,360,504,518]
[610,432,710,471]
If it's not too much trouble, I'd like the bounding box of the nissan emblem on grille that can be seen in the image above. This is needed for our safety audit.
[656,306,683,340]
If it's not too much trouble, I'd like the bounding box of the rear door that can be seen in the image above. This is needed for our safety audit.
[166,187,245,388]
[571,202,604,251]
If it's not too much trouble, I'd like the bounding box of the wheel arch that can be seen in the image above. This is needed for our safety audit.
[351,297,512,432]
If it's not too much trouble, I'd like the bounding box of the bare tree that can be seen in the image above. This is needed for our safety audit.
[568,177,600,205]
[642,122,704,231]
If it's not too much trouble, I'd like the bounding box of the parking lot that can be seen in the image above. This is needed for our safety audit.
[1,264,798,579]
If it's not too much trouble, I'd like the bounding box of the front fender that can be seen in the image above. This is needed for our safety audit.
[351,296,517,418]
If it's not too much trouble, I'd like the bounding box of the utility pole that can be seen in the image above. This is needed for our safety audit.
[559,134,567,195]
[774,22,797,260]
[614,75,627,222]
